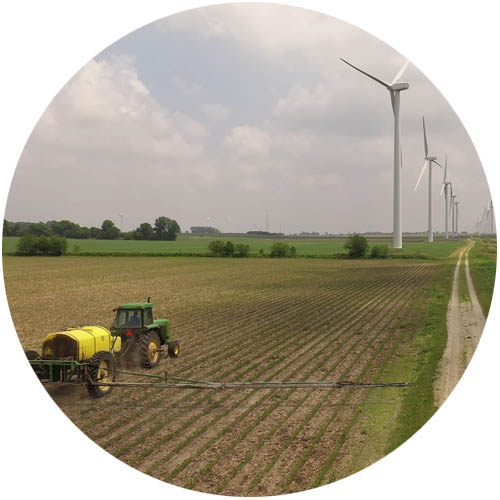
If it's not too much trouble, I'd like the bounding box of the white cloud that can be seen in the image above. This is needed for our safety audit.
[8,56,213,227]
[158,4,361,59]
[223,125,272,158]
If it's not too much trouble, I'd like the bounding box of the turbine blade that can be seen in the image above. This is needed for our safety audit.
[440,183,445,196]
[432,159,443,168]
[414,159,428,191]
[422,117,429,157]
[339,58,391,89]
[391,59,410,85]
[443,155,448,182]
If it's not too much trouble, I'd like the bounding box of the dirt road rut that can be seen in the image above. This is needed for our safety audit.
[435,241,485,406]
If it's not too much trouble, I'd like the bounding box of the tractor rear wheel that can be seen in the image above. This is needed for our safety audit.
[139,331,162,368]
[167,340,180,358]
[86,351,115,398]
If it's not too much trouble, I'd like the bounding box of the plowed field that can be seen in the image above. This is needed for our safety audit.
[4,256,439,495]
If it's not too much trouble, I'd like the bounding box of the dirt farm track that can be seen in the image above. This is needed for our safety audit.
[4,256,439,496]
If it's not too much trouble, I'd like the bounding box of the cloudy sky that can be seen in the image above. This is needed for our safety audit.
[5,3,490,235]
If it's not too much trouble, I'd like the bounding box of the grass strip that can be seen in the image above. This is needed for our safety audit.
[468,238,496,316]
[385,259,455,453]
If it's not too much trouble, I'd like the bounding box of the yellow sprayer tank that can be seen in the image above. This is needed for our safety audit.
[42,326,121,362]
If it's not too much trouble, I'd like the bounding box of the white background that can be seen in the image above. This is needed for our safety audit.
[1,1,498,499]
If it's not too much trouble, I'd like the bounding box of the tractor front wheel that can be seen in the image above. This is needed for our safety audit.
[139,331,162,368]
[167,340,180,358]
[86,351,115,398]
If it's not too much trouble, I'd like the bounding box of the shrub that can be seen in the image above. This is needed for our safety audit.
[370,244,389,258]
[222,241,235,257]
[208,240,225,256]
[270,242,290,257]
[290,246,297,257]
[16,234,39,255]
[47,235,68,256]
[344,234,369,258]
[259,248,265,257]
[235,243,250,257]
[16,234,67,256]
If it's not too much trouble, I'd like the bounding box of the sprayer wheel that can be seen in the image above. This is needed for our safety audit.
[86,351,115,398]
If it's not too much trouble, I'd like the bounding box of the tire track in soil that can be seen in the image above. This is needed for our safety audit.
[435,241,485,406]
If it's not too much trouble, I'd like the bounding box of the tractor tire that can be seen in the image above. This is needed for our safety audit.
[86,351,116,398]
[167,340,180,358]
[24,350,40,360]
[139,331,162,369]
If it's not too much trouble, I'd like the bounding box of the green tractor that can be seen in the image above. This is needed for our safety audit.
[111,298,179,369]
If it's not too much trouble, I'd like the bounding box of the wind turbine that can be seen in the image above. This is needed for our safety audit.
[440,156,451,238]
[414,117,442,242]
[340,57,410,249]
[450,191,457,237]
[490,200,495,234]
[455,201,460,235]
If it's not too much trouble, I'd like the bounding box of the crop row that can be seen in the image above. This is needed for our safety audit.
[88,263,434,493]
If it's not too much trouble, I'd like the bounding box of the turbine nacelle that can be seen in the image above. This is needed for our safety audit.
[390,82,409,91]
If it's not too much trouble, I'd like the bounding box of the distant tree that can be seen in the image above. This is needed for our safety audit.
[98,219,121,240]
[134,222,154,240]
[154,217,180,241]
[3,219,16,236]
[208,240,225,256]
[191,226,221,235]
[222,241,235,256]
[50,219,89,239]
[289,246,297,257]
[89,226,101,238]
[370,244,389,258]
[259,248,265,257]
[26,222,51,237]
[344,235,369,258]
[270,242,290,258]
[235,243,250,257]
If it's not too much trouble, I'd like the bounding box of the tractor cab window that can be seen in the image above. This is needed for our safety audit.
[114,309,143,328]
[143,308,153,326]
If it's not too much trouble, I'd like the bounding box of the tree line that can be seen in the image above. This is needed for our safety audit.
[3,216,180,241]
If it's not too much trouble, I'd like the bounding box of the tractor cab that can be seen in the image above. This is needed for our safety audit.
[113,303,154,330]
[110,300,174,365]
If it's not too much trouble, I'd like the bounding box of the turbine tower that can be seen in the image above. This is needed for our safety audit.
[440,156,451,238]
[414,117,442,243]
[450,191,456,237]
[340,57,410,249]
[455,201,460,235]
[490,200,495,234]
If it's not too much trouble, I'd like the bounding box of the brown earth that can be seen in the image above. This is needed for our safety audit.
[5,256,438,496]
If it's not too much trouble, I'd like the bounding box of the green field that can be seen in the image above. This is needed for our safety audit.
[468,238,497,315]
[2,235,467,258]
